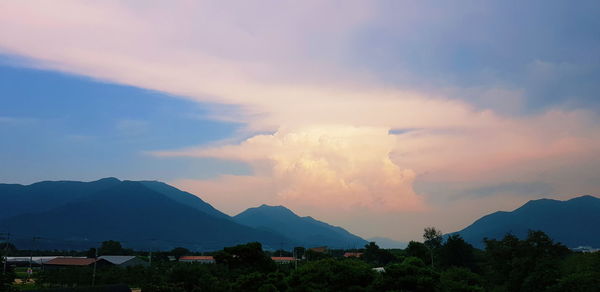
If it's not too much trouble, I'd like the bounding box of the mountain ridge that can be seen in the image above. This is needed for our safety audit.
[0,180,297,250]
[234,204,367,249]
[0,178,368,251]
[450,194,600,248]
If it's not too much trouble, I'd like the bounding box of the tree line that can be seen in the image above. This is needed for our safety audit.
[1,229,599,291]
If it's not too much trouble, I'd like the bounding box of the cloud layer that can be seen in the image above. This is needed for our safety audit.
[2,0,600,240]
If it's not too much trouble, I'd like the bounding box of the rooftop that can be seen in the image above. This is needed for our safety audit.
[45,257,99,266]
[179,256,214,260]
[99,255,137,265]
[271,257,296,261]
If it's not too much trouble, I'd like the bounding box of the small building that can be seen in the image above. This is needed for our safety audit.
[6,256,59,267]
[99,256,149,267]
[343,252,363,258]
[571,246,600,253]
[44,257,112,270]
[179,256,215,264]
[271,257,296,264]
[372,267,385,273]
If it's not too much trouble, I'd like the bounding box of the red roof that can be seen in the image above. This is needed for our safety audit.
[45,258,98,266]
[344,252,363,258]
[179,256,214,260]
[271,257,296,261]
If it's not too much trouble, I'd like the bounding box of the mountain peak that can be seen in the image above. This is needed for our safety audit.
[567,194,599,202]
[258,204,289,210]
[234,204,367,248]
[452,194,600,248]
[241,204,297,218]
[95,177,121,183]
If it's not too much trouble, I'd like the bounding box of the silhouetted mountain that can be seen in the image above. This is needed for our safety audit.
[139,180,230,220]
[234,204,367,248]
[0,177,121,220]
[451,195,600,248]
[0,179,294,250]
[366,237,408,249]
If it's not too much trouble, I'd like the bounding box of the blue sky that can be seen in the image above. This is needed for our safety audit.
[0,59,249,183]
[1,1,599,240]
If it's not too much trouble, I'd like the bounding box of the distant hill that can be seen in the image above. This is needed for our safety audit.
[0,177,121,220]
[0,179,293,250]
[366,237,408,249]
[234,204,367,249]
[450,195,600,248]
[139,180,230,220]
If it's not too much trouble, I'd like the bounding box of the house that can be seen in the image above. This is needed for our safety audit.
[271,257,296,264]
[99,256,149,267]
[343,252,363,258]
[6,256,59,267]
[44,257,112,270]
[179,256,215,264]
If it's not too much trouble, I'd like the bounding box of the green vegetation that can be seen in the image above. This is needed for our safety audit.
[2,231,599,291]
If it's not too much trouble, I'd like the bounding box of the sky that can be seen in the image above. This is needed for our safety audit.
[1,0,600,241]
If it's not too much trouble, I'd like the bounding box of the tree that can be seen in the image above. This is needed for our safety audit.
[440,267,484,292]
[0,257,16,292]
[548,250,600,292]
[484,230,570,291]
[0,243,16,254]
[287,258,375,292]
[170,247,189,260]
[405,241,429,263]
[99,240,127,255]
[293,247,305,259]
[86,247,97,258]
[304,249,330,261]
[440,234,476,269]
[373,257,439,292]
[363,242,396,267]
[423,227,443,267]
[213,242,276,273]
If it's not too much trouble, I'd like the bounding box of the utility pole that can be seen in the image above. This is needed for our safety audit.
[148,238,157,266]
[28,236,40,281]
[2,232,10,275]
[293,248,297,270]
[91,247,98,287]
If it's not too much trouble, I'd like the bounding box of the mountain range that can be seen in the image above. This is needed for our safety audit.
[0,178,367,250]
[451,195,600,248]
[2,178,598,251]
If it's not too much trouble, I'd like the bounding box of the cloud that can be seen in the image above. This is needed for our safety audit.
[160,100,600,219]
[164,126,425,213]
[2,1,600,239]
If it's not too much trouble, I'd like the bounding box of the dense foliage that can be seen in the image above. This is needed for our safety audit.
[0,257,16,292]
[3,231,599,291]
